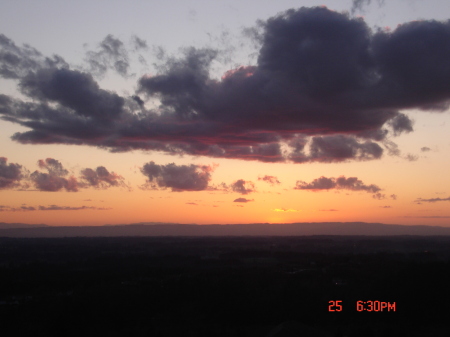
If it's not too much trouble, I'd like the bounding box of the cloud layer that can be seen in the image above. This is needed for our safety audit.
[0,204,110,211]
[2,7,450,162]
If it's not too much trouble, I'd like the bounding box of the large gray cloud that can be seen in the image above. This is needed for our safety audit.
[141,161,214,191]
[2,7,450,163]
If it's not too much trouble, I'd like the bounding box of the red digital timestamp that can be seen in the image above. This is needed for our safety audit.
[328,300,396,312]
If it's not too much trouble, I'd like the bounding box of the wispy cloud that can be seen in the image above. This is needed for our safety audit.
[273,208,300,212]
[415,197,450,203]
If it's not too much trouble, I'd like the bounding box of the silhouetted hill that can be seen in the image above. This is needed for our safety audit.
[1,222,450,237]
[0,222,48,229]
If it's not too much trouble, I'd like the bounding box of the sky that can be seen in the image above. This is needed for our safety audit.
[1,0,450,227]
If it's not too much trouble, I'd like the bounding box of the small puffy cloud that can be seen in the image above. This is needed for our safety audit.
[231,179,255,195]
[0,157,24,189]
[186,202,198,205]
[421,147,431,152]
[390,194,397,200]
[295,176,381,193]
[404,154,418,162]
[80,166,124,188]
[372,192,386,200]
[30,158,78,192]
[131,35,148,51]
[141,161,214,192]
[233,198,254,203]
[319,209,339,212]
[258,175,281,185]
[380,206,392,209]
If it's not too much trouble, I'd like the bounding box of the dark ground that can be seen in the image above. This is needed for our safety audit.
[1,236,450,336]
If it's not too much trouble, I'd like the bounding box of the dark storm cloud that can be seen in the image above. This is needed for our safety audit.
[233,198,254,203]
[30,158,78,192]
[0,157,24,189]
[2,7,450,163]
[18,67,125,121]
[301,135,383,163]
[231,179,255,195]
[295,176,381,194]
[258,175,281,185]
[80,166,125,188]
[415,196,450,203]
[141,161,213,192]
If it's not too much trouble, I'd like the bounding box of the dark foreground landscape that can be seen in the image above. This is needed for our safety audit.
[1,234,450,336]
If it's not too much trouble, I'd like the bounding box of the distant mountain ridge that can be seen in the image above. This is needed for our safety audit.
[0,222,48,229]
[1,222,450,237]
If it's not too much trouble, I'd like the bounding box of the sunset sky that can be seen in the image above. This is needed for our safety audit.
[1,0,450,227]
